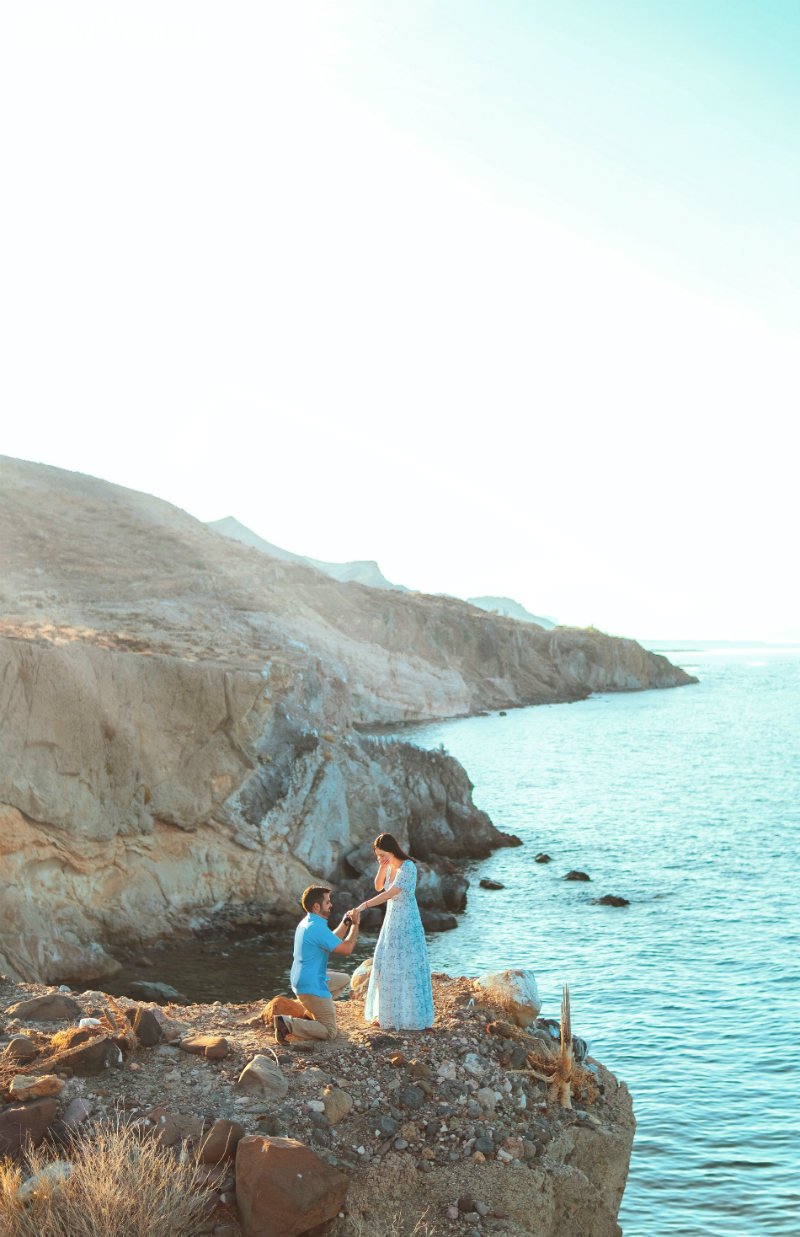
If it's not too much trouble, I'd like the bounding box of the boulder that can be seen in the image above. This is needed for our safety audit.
[235,1135,350,1237]
[198,1118,246,1164]
[17,1160,72,1204]
[534,853,552,863]
[8,1074,64,1101]
[236,1055,288,1102]
[0,1096,59,1155]
[564,870,591,882]
[479,878,504,890]
[592,894,630,907]
[473,968,542,1027]
[4,1035,36,1063]
[4,994,82,1021]
[56,1034,124,1076]
[348,958,372,998]
[125,1005,162,1046]
[61,1097,92,1128]
[419,910,457,932]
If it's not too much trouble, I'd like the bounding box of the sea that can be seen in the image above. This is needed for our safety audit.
[404,645,800,1237]
[116,645,800,1236]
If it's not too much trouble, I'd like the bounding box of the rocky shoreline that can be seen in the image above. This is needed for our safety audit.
[0,971,634,1237]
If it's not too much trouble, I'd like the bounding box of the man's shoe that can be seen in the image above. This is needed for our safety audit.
[274,1014,290,1045]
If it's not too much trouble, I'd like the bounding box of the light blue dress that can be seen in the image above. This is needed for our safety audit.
[364,860,434,1030]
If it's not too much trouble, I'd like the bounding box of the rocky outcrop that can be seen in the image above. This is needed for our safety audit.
[0,456,696,983]
[0,974,635,1236]
[0,635,500,983]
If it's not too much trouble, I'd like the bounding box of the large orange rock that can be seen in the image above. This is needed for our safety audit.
[235,1136,349,1237]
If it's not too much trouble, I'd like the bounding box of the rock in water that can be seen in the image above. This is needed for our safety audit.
[564,870,591,882]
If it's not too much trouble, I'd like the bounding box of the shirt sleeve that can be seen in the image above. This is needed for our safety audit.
[321,924,342,951]
[393,860,417,892]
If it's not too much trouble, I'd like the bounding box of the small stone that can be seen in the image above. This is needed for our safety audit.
[399,1084,425,1110]
[476,1087,496,1112]
[394,1139,409,1150]
[180,1035,229,1060]
[457,1194,476,1213]
[472,1151,486,1163]
[142,1106,181,1147]
[323,1086,354,1125]
[447,1206,460,1220]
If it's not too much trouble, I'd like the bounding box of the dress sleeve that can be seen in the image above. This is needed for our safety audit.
[393,860,417,892]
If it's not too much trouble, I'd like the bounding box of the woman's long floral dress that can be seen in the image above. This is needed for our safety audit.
[364,860,434,1030]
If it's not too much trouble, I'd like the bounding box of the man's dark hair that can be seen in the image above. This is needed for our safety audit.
[301,885,331,914]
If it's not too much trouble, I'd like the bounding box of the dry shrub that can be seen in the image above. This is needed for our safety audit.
[0,1120,211,1237]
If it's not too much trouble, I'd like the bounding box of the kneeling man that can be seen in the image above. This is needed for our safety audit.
[275,886,360,1044]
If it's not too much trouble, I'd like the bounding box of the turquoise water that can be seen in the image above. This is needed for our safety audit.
[403,647,800,1237]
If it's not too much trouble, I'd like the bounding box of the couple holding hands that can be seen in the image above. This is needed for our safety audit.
[274,833,435,1045]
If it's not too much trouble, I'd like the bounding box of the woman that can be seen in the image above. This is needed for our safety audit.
[352,833,434,1031]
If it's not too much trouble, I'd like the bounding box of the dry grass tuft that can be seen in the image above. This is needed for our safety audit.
[0,1119,211,1237]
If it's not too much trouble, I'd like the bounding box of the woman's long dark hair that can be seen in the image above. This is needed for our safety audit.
[373,832,412,863]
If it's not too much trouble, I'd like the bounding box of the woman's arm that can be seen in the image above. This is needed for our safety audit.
[358,885,401,913]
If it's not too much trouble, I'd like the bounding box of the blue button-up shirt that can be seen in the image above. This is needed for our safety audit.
[290,913,341,998]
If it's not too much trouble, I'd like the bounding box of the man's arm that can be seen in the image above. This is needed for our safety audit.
[331,908,361,955]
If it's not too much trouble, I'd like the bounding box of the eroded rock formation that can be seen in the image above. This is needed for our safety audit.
[0,456,696,983]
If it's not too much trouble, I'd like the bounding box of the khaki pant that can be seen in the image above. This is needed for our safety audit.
[284,971,349,1041]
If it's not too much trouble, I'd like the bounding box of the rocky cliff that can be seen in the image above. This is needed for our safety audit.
[0,456,696,984]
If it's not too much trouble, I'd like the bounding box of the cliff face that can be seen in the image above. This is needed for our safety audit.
[0,456,696,983]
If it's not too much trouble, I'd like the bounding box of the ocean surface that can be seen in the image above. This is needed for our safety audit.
[116,646,800,1235]
[402,646,800,1237]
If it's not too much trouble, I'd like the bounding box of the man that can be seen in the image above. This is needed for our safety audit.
[275,886,361,1044]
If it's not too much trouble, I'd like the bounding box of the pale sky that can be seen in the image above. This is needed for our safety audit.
[2,2,798,640]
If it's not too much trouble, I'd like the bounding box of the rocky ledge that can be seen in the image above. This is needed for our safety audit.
[0,971,634,1237]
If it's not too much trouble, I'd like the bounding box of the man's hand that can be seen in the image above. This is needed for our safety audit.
[349,908,361,926]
